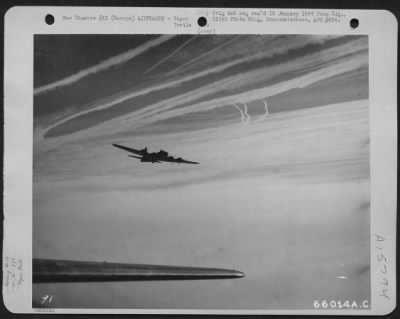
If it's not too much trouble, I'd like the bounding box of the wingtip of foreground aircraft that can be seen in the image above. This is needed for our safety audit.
[231,270,246,278]
[33,258,245,283]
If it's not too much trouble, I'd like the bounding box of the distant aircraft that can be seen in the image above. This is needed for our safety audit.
[112,143,199,164]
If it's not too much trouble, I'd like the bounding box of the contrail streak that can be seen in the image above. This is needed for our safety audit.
[41,38,367,132]
[34,35,174,95]
[143,36,197,75]
[168,35,241,75]
[120,54,368,131]
[41,43,368,141]
[232,104,245,121]
[243,102,250,122]
[263,99,269,118]
[80,52,367,139]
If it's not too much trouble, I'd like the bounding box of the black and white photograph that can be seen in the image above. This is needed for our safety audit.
[31,33,372,310]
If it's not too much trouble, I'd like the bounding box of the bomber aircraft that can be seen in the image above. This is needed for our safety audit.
[112,143,199,164]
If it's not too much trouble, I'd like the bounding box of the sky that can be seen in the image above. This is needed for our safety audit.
[33,35,370,310]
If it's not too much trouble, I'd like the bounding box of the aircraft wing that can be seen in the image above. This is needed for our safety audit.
[33,258,244,283]
[112,143,144,155]
[173,158,200,164]
[161,156,199,164]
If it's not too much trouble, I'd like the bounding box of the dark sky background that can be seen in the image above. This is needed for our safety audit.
[33,35,370,310]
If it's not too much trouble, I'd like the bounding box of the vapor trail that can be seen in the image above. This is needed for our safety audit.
[168,35,241,75]
[42,37,367,133]
[263,100,269,118]
[243,102,250,122]
[41,40,368,141]
[34,35,174,95]
[118,54,368,131]
[232,104,245,121]
[77,52,368,139]
[143,36,197,75]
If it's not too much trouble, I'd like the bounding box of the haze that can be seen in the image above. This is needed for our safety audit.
[33,35,370,309]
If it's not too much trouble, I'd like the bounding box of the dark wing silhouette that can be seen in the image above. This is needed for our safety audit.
[112,143,145,156]
[173,158,200,164]
[33,258,244,283]
[160,157,199,164]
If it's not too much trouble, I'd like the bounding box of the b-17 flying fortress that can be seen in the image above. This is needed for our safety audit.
[112,143,199,165]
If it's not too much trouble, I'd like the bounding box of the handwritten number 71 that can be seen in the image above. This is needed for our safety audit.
[41,295,53,304]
